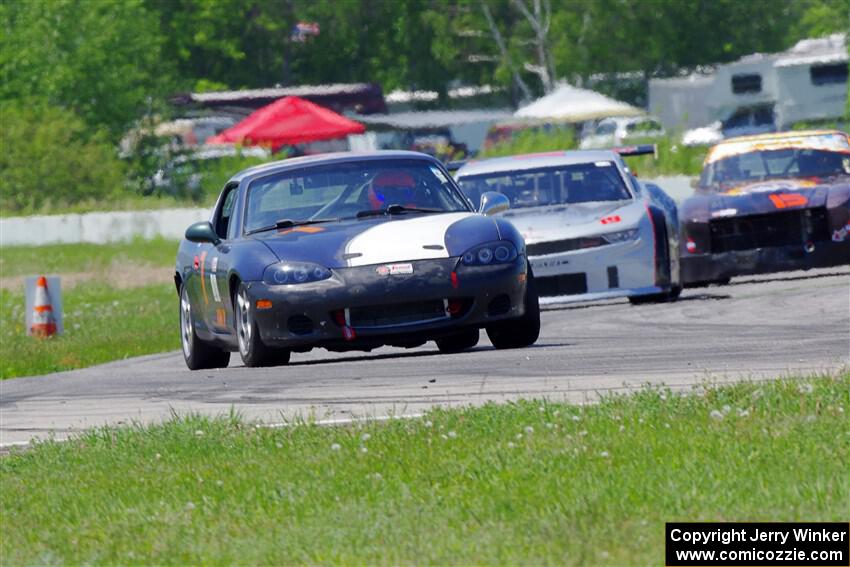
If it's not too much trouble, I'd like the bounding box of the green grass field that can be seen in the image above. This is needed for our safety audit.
[0,239,180,378]
[2,375,847,565]
[0,237,178,277]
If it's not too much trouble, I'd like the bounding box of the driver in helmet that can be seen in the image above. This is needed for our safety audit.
[367,171,422,210]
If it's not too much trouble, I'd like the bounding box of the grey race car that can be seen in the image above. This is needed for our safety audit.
[175,150,539,369]
[454,146,681,304]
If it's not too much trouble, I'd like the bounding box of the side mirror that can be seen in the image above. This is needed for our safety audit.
[479,191,510,216]
[185,221,221,245]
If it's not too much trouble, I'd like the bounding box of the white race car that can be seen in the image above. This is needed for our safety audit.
[454,146,681,304]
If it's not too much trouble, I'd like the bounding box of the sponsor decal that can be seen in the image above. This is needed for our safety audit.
[600,215,622,225]
[193,255,200,270]
[686,238,697,253]
[594,161,613,167]
[832,222,850,242]
[726,179,816,195]
[215,308,227,326]
[278,226,326,235]
[768,193,808,209]
[210,256,221,302]
[376,263,414,276]
[711,208,737,218]
[199,251,209,305]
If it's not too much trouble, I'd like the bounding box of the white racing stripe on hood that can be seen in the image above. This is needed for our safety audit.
[345,212,474,267]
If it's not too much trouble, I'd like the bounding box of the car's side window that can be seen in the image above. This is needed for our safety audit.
[214,184,238,240]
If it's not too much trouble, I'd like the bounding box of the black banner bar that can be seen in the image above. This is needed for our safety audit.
[666,522,849,566]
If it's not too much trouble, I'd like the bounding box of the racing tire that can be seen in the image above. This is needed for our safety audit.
[180,283,231,370]
[683,277,731,289]
[235,283,291,367]
[486,265,540,349]
[628,285,682,305]
[436,328,480,353]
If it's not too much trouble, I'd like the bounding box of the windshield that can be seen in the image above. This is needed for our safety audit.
[458,162,632,210]
[244,159,469,233]
[700,148,850,189]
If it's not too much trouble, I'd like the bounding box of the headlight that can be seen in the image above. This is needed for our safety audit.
[461,241,518,266]
[263,262,331,285]
[601,229,639,244]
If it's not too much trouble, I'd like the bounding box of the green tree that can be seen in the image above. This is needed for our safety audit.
[0,0,172,139]
[0,101,126,213]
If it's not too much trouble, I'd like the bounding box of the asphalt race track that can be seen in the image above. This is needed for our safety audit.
[1,267,848,447]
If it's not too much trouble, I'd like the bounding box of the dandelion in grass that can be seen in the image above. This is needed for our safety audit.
[275,442,283,449]
[524,426,534,434]
[360,446,368,453]
[737,408,750,418]
[194,430,204,437]
[184,502,196,511]
[515,433,523,440]
[545,422,554,429]
[424,420,433,428]
[440,434,448,440]
[578,430,588,436]
[722,404,731,415]
[330,443,341,451]
[571,415,581,422]
[619,425,625,432]
[507,442,516,448]
[112,300,119,307]
[216,480,224,487]
[447,430,457,439]
[360,433,371,442]
[798,383,814,395]
[600,451,610,458]
[709,409,724,420]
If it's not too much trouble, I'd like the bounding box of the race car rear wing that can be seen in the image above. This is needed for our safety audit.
[610,143,658,159]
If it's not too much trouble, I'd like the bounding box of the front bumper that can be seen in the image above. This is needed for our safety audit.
[244,257,527,349]
[681,239,850,283]
[529,237,663,303]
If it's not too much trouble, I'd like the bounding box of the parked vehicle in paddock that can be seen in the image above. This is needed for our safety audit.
[175,151,539,370]
[680,130,850,286]
[454,146,681,305]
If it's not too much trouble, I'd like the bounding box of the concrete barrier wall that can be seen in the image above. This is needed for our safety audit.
[0,177,696,247]
[0,207,211,246]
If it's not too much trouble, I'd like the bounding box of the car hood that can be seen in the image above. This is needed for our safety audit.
[500,201,639,243]
[251,212,501,268]
[709,179,831,216]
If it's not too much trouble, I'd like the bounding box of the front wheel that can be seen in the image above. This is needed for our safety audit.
[235,283,291,367]
[486,265,540,349]
[180,283,230,370]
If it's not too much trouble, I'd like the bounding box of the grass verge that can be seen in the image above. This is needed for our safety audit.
[2,374,847,564]
[0,283,177,378]
[0,239,180,378]
[0,237,178,277]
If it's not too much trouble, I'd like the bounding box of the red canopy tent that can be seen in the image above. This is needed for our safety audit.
[206,96,365,150]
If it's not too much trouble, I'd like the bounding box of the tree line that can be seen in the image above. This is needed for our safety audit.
[0,0,846,212]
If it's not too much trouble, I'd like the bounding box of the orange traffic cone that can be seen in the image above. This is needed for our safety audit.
[31,276,57,338]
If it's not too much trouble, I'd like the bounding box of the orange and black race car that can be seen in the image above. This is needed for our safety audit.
[679,130,850,286]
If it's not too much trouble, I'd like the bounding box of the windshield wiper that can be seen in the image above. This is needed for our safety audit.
[246,217,338,235]
[355,204,443,218]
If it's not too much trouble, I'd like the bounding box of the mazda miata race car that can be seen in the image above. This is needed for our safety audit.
[175,151,539,369]
[454,147,681,304]
[680,130,850,285]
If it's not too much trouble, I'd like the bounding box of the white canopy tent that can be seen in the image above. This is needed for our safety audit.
[514,83,643,122]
